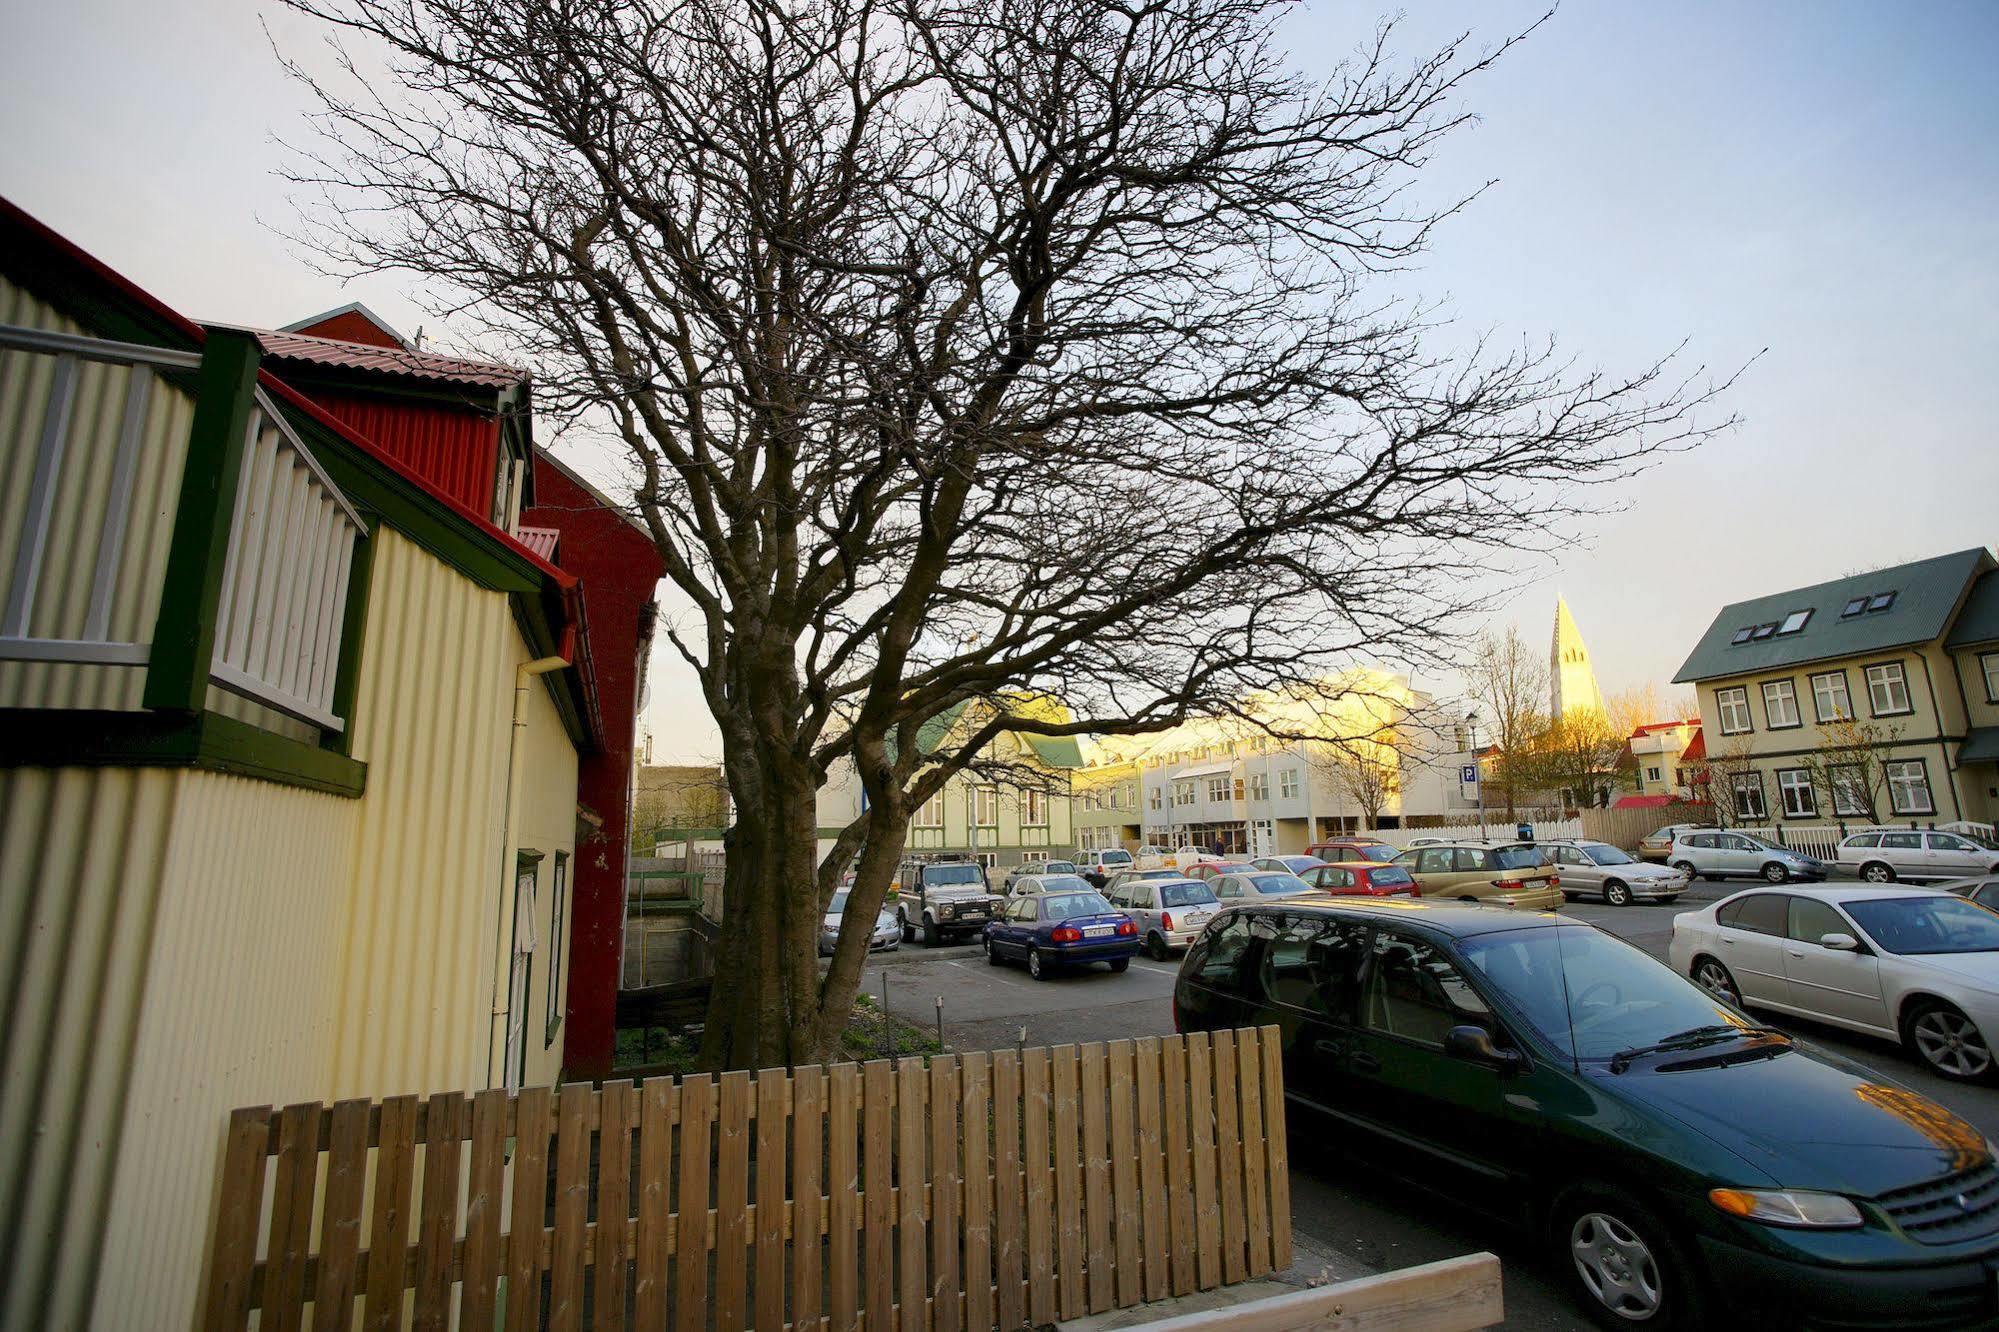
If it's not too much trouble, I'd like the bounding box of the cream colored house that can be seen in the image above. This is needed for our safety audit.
[1073,741,1146,853]
[1627,719,1700,798]
[0,203,589,1327]
[1673,548,1999,828]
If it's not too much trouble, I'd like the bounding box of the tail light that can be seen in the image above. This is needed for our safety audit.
[1490,880,1517,890]
[1548,875,1560,888]
[1051,926,1082,942]
[1161,911,1174,932]
[1117,920,1137,936]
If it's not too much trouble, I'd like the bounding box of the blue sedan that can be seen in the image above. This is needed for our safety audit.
[984,889,1140,980]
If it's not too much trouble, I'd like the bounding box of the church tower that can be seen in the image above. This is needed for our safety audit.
[1550,596,1605,719]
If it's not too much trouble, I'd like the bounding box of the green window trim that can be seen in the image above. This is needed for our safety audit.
[0,707,367,797]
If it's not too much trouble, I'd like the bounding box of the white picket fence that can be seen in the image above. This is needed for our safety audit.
[1359,815,1583,848]
[1733,820,1998,861]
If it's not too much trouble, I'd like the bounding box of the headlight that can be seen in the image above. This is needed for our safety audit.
[1709,1188,1862,1229]
[938,902,956,918]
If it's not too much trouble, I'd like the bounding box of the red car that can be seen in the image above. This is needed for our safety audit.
[1306,838,1403,864]
[1299,861,1419,897]
[1186,860,1257,881]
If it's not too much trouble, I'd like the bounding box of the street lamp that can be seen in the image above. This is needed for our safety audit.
[1465,708,1487,840]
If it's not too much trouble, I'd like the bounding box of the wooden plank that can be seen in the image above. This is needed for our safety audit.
[861,1060,894,1332]
[1259,1026,1293,1272]
[1236,1029,1272,1278]
[200,1105,270,1332]
[791,1064,825,1327]
[506,1085,552,1331]
[1160,1036,1195,1298]
[412,1092,464,1331]
[1133,1038,1170,1305]
[1185,1032,1220,1291]
[459,1088,509,1327]
[713,1070,753,1329]
[896,1057,930,1331]
[633,1077,676,1328]
[675,1074,716,1330]
[595,1080,635,1332]
[549,1084,595,1332]
[363,1093,418,1330]
[929,1055,962,1332]
[990,1050,1025,1332]
[264,1102,323,1332]
[1020,1045,1055,1327]
[754,1068,790,1332]
[1079,1042,1114,1314]
[1211,1028,1246,1285]
[829,1063,862,1332]
[1116,1251,1504,1332]
[959,1052,994,1332]
[1050,1045,1084,1321]
[310,1098,370,1331]
[1107,1040,1143,1308]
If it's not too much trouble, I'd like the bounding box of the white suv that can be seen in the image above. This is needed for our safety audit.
[1838,829,1999,883]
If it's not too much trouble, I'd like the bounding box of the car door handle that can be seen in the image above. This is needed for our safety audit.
[1786,949,1805,958]
[1313,1039,1347,1058]
[1349,1051,1381,1074]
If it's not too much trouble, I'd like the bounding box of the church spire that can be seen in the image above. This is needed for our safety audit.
[1550,595,1604,719]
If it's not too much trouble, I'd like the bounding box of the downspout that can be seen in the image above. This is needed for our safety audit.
[487,643,573,1088]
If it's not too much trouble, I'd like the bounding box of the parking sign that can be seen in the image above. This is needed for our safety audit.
[1460,764,1478,785]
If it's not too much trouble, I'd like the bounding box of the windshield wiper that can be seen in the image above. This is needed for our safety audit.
[1609,1024,1788,1073]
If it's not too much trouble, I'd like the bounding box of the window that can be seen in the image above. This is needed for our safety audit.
[1191,915,1253,982]
[1150,787,1162,811]
[1023,788,1047,826]
[916,792,946,828]
[1828,764,1870,817]
[544,852,568,1043]
[1279,768,1301,799]
[1415,847,1454,873]
[1361,931,1492,1049]
[1777,609,1812,635]
[1983,653,1999,704]
[1865,662,1911,716]
[1175,781,1195,807]
[1761,679,1801,729]
[1810,671,1852,724]
[1776,769,1817,818]
[1234,778,1246,801]
[1886,759,1934,815]
[1731,770,1767,820]
[1716,687,1752,735]
[1930,834,1974,852]
[1867,591,1896,612]
[1750,622,1777,640]
[975,786,999,826]
[1259,917,1370,1018]
[1249,773,1269,800]
[1788,896,1847,945]
[1844,832,1880,848]
[1730,627,1754,645]
[1453,847,1488,872]
[1716,893,1786,936]
[1841,596,1867,618]
[1881,831,1922,850]
[1206,776,1229,803]
[1556,845,1592,867]
[1646,766,1663,783]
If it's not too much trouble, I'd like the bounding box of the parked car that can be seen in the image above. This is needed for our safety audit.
[1837,829,1999,884]
[893,857,1005,945]
[1390,841,1562,910]
[1104,867,1191,896]
[1671,883,1999,1082]
[983,889,1139,979]
[818,890,900,956]
[1005,859,1081,890]
[1544,839,1688,906]
[1404,835,1453,849]
[1636,823,1707,862]
[1210,871,1318,902]
[1299,861,1418,897]
[1307,838,1404,863]
[1176,897,1999,1329]
[1105,875,1221,959]
[1078,847,1135,887]
[1136,846,1206,870]
[1668,830,1829,884]
[1948,876,1999,909]
[1253,854,1328,875]
[1186,860,1257,881]
[1008,872,1096,898]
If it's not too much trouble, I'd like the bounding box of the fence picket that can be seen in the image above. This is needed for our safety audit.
[264,1102,322,1332]
[459,1088,508,1327]
[1186,1033,1220,1290]
[713,1071,753,1329]
[861,1060,895,1332]
[1022,1044,1056,1326]
[549,1084,594,1332]
[310,1098,370,1331]
[1051,1046,1085,1320]
[960,1052,994,1332]
[675,1075,716,1329]
[1236,1031,1272,1277]
[790,1064,825,1326]
[1080,1043,1114,1314]
[200,1106,269,1332]
[412,1091,464,1331]
[633,1077,676,1328]
[829,1062,863,1332]
[1160,1036,1195,1297]
[596,1079,635,1332]
[1259,1026,1293,1271]
[1133,1038,1171,1304]
[930,1055,963,1332]
[1107,1040,1143,1306]
[1211,1029,1246,1286]
[897,1057,931,1330]
[992,1049,1027,1332]
[754,1068,789,1332]
[506,1086,552,1331]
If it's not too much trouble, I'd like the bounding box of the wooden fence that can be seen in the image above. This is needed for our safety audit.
[202,1028,1291,1330]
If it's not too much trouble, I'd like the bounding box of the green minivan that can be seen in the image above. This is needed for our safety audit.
[1175,898,1999,1329]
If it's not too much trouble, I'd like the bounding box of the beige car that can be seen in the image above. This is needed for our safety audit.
[1388,840,1563,909]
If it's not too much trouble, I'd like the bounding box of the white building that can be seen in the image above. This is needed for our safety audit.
[1551,595,1606,720]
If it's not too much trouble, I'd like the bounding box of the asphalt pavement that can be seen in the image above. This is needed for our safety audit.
[853,881,1999,1330]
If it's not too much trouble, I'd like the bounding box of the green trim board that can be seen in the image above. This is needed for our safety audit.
[0,707,367,797]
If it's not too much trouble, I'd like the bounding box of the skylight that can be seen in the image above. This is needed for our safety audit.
[1841,597,1867,618]
[1866,591,1897,612]
[1750,622,1777,640]
[1730,627,1753,645]
[1777,609,1812,635]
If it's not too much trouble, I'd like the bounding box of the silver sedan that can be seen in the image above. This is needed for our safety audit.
[818,890,901,956]
[1544,839,1689,906]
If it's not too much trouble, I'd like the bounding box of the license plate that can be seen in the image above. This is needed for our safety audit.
[1082,925,1115,938]
[1185,912,1210,926]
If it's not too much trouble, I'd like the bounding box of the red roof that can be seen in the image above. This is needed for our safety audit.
[1679,726,1706,764]
[249,327,527,390]
[1611,794,1678,809]
[1629,718,1698,738]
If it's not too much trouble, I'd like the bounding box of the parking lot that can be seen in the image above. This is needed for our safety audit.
[856,882,1999,1330]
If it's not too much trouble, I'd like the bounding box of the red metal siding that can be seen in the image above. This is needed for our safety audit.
[289,309,403,348]
[307,389,501,518]
[524,461,665,1079]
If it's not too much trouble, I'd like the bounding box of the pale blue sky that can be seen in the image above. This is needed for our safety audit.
[3,2,1994,757]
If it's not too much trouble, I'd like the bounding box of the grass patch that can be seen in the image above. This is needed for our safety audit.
[614,994,940,1073]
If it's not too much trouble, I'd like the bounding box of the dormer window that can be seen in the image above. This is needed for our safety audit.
[1841,597,1867,617]
[1777,609,1811,635]
[1866,591,1896,613]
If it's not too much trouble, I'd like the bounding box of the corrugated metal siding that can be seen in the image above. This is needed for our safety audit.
[0,276,195,711]
[308,388,502,520]
[512,635,582,1091]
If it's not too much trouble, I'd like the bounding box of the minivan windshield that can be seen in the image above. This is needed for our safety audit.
[1585,845,1637,866]
[1460,926,1747,1061]
[923,864,985,886]
[1843,896,1999,955]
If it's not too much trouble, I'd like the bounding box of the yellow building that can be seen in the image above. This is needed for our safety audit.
[0,204,588,1327]
[1073,741,1145,854]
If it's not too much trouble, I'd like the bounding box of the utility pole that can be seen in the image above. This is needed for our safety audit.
[1467,709,1488,840]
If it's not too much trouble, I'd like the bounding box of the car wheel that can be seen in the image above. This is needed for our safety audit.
[1109,957,1130,974]
[1861,861,1896,884]
[1604,880,1633,907]
[1670,860,1699,881]
[1027,947,1048,981]
[1690,956,1740,1006]
[1905,999,1995,1082]
[1145,931,1170,961]
[1761,861,1789,884]
[922,916,941,947]
[985,935,1002,966]
[1557,1186,1703,1329]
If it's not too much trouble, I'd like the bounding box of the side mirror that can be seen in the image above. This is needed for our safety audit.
[1443,1024,1523,1071]
[1820,933,1859,951]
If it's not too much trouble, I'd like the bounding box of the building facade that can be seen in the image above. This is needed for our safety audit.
[1673,548,1999,828]
[1627,719,1700,798]
[1072,745,1144,853]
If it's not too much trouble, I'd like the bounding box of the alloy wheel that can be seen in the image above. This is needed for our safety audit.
[1762,862,1788,884]
[1605,881,1632,907]
[1912,1007,1993,1079]
[1693,959,1738,1005]
[1028,947,1045,980]
[1862,862,1895,883]
[1570,1211,1662,1322]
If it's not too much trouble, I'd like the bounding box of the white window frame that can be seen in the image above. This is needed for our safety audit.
[916,791,946,828]
[1982,652,1999,704]
[974,786,999,827]
[545,851,569,1044]
[1249,772,1269,800]
[1731,771,1767,820]
[1761,679,1800,730]
[1810,671,1851,724]
[1205,776,1229,803]
[1828,764,1869,817]
[1865,662,1912,717]
[1022,788,1048,827]
[1885,759,1934,815]
[1175,781,1195,807]
[1646,765,1663,783]
[1716,686,1752,735]
[1150,787,1162,810]
[1279,767,1301,799]
[1775,769,1816,819]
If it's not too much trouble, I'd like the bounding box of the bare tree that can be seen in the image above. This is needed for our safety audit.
[1694,737,1761,828]
[1465,627,1551,817]
[1533,707,1629,811]
[280,0,1735,1067]
[1795,715,1907,825]
[1319,735,1402,828]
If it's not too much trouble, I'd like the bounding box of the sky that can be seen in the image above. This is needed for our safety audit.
[4,1,1995,761]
